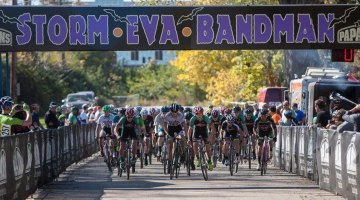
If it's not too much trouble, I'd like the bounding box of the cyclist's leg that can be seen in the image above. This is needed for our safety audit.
[268,132,274,159]
[157,129,165,156]
[203,132,212,159]
[131,131,138,159]
[99,130,106,160]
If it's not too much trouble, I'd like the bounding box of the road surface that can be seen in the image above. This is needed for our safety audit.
[27,153,344,200]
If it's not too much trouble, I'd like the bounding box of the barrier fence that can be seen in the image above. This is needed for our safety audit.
[276,126,360,200]
[0,124,97,200]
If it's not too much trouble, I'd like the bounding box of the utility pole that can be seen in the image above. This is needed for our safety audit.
[11,0,17,101]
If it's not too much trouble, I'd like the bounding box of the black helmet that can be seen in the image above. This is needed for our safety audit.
[184,112,194,120]
[233,105,241,112]
[245,109,253,114]
[260,109,269,115]
[170,103,179,112]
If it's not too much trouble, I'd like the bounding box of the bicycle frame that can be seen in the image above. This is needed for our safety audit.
[259,136,271,176]
[196,138,208,181]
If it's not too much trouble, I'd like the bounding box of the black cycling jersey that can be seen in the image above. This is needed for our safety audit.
[244,116,255,134]
[254,116,276,137]
[143,115,154,135]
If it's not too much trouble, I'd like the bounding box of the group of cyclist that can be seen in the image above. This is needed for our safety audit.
[95,102,277,175]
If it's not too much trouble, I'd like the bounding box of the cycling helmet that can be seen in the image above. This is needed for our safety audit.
[135,106,142,113]
[149,107,156,115]
[170,103,179,112]
[179,105,184,112]
[193,106,204,114]
[245,108,253,114]
[102,105,111,112]
[161,106,170,113]
[56,106,62,113]
[208,104,214,109]
[125,108,135,117]
[2,100,13,108]
[211,109,219,118]
[224,108,232,115]
[226,115,235,123]
[119,108,126,115]
[155,108,161,114]
[1,96,12,104]
[184,112,194,120]
[233,105,241,113]
[260,108,269,115]
[184,107,192,113]
[140,109,148,116]
[284,110,293,118]
[112,108,118,114]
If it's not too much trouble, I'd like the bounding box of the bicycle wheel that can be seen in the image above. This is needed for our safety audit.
[126,148,131,180]
[105,143,112,172]
[229,144,234,176]
[140,142,144,169]
[213,142,218,168]
[200,151,208,181]
[175,146,180,179]
[117,158,122,177]
[260,148,266,176]
[170,157,175,180]
[248,141,252,169]
[162,145,167,174]
[186,146,191,176]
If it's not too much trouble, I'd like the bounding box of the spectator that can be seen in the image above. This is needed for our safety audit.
[280,101,296,126]
[80,104,89,124]
[30,103,43,131]
[68,107,81,126]
[12,104,30,134]
[45,102,60,129]
[326,109,353,133]
[292,103,305,125]
[87,107,94,122]
[341,103,360,132]
[0,100,32,136]
[1,96,14,116]
[269,106,281,125]
[314,99,331,128]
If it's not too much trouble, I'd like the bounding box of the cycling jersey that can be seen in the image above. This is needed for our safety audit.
[164,112,184,127]
[142,115,154,136]
[254,116,276,144]
[244,115,256,135]
[234,113,245,131]
[0,115,23,136]
[190,115,209,140]
[118,116,139,140]
[154,113,166,134]
[221,121,240,139]
[97,114,114,135]
[209,115,223,135]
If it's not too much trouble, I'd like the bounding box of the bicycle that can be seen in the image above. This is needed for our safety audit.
[103,134,112,172]
[117,138,135,180]
[170,134,182,180]
[247,134,253,169]
[184,140,192,176]
[259,136,271,176]
[139,135,145,169]
[212,137,220,168]
[197,137,208,181]
[161,135,169,174]
[226,136,238,176]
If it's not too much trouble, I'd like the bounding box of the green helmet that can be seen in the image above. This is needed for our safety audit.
[58,114,66,121]
[71,107,79,112]
[102,105,111,112]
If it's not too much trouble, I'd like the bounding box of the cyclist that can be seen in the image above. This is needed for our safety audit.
[164,103,186,172]
[253,109,277,171]
[115,108,139,169]
[184,107,195,170]
[154,106,169,159]
[221,115,242,166]
[0,100,32,136]
[95,105,115,160]
[244,108,256,160]
[141,109,154,166]
[188,106,214,171]
[209,109,223,163]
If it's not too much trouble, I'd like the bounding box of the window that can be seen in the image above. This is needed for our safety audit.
[131,51,139,60]
[155,50,163,60]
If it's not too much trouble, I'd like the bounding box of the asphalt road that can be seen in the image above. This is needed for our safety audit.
[27,153,344,200]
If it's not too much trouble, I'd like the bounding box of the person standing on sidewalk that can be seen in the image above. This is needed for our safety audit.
[45,102,60,129]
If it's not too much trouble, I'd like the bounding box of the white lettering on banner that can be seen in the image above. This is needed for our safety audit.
[336,172,342,180]
[322,169,329,175]
[324,177,329,183]
[349,178,357,185]
[338,182,342,189]
[352,187,358,195]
